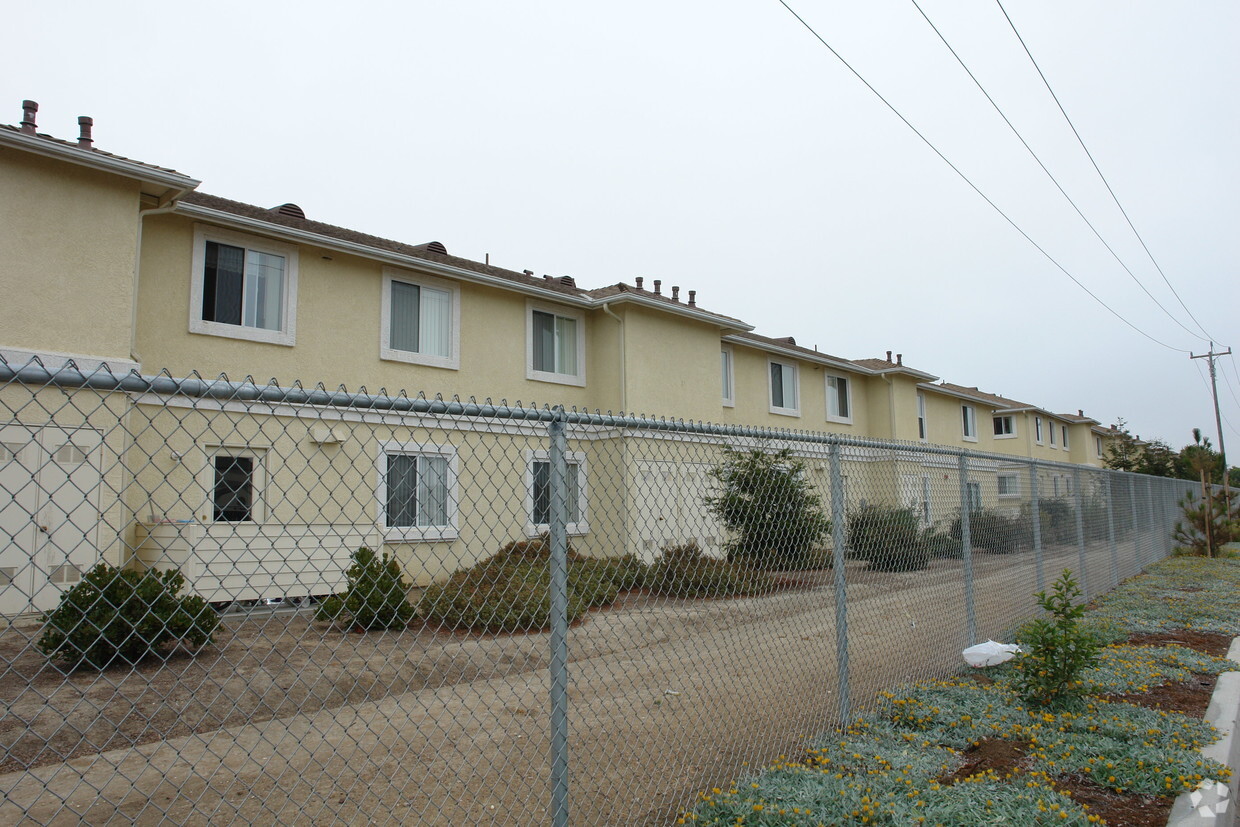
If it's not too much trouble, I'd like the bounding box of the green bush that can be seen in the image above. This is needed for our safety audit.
[1012,570,1102,707]
[38,563,219,670]
[951,507,1030,554]
[704,447,831,570]
[1037,499,1077,545]
[316,547,416,630]
[846,504,929,572]
[923,530,961,559]
[645,542,769,598]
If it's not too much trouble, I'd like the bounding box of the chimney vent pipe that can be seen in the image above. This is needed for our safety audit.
[896,353,903,365]
[653,279,661,296]
[20,100,38,135]
[635,277,644,290]
[886,350,892,363]
[671,285,680,301]
[688,290,696,307]
[1078,409,1084,417]
[77,116,93,148]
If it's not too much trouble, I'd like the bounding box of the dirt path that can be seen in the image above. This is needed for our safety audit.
[0,536,1156,826]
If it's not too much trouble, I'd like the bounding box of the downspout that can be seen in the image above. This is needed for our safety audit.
[600,302,626,413]
[131,187,193,365]
[883,374,896,440]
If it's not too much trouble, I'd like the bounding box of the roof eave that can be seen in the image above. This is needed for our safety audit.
[872,366,939,381]
[0,129,200,193]
[597,292,753,331]
[724,334,876,374]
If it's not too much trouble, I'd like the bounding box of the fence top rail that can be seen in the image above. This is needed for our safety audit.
[0,360,1184,481]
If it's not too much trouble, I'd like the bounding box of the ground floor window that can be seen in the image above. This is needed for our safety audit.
[378,442,458,541]
[526,450,589,536]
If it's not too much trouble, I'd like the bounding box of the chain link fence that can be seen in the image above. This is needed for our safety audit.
[0,361,1198,825]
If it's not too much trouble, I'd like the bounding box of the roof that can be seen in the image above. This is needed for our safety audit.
[929,382,1035,410]
[0,123,199,192]
[724,331,868,373]
[851,357,938,381]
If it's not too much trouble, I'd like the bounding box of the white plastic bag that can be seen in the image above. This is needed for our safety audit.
[962,640,1022,668]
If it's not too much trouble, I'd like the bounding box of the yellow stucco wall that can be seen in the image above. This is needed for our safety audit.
[0,150,141,361]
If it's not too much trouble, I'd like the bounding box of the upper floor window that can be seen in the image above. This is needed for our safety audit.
[380,270,460,369]
[1035,416,1044,444]
[825,374,852,423]
[1095,435,1103,457]
[1062,426,1070,449]
[961,405,977,441]
[1049,422,1057,446]
[917,392,927,440]
[768,359,799,416]
[721,348,735,407]
[526,303,586,386]
[190,226,298,346]
[993,415,1015,438]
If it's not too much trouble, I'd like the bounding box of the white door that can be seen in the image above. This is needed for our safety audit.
[631,460,724,562]
[0,426,103,615]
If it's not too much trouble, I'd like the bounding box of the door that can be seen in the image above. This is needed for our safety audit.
[632,460,724,562]
[0,426,103,615]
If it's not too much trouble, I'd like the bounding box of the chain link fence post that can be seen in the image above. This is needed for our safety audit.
[1105,473,1119,589]
[1144,476,1157,567]
[548,408,570,827]
[1072,467,1088,599]
[827,439,850,722]
[1128,474,1140,571]
[957,453,976,646]
[1029,460,1044,592]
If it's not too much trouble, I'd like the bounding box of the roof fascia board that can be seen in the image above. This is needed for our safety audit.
[177,202,595,308]
[871,366,940,381]
[0,129,200,191]
[597,293,753,331]
[723,334,875,374]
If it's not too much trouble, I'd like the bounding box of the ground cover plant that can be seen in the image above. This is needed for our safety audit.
[680,556,1240,826]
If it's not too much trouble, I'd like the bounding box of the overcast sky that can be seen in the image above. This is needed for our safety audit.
[7,1,1238,451]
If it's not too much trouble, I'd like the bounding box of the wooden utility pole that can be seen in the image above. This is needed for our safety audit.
[1190,344,1232,511]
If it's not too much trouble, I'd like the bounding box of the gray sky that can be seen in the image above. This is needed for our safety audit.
[8,0,1238,451]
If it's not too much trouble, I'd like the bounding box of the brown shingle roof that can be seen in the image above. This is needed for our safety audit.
[0,123,191,179]
[727,331,859,369]
[932,382,1034,410]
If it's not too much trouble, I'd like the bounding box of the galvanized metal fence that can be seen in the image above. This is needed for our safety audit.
[0,362,1199,825]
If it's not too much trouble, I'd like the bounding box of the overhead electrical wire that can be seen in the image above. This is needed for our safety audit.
[772,0,1193,354]
[909,0,1211,345]
[994,0,1223,346]
[1194,361,1240,440]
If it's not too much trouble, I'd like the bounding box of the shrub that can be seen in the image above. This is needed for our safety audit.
[846,504,929,572]
[645,542,769,598]
[923,530,961,559]
[316,547,416,630]
[704,447,831,570]
[951,507,1030,554]
[1172,489,1239,558]
[1037,499,1077,545]
[38,564,218,670]
[1011,570,1102,707]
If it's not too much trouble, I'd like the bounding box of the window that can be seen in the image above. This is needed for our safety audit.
[525,450,589,536]
[1035,416,1044,444]
[997,474,1019,497]
[1049,422,1057,446]
[526,303,586,386]
[721,347,735,407]
[966,481,982,513]
[210,450,265,522]
[826,373,852,423]
[1062,426,1069,449]
[1095,436,1103,457]
[768,360,799,416]
[380,271,459,369]
[961,405,977,441]
[377,442,458,542]
[993,415,1015,438]
[191,226,298,346]
[917,393,927,440]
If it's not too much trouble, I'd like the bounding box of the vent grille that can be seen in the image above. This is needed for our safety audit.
[271,203,306,219]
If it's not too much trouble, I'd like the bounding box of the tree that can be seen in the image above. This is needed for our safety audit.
[1136,438,1177,477]
[1102,418,1141,472]
[1172,487,1238,557]
[704,446,831,569]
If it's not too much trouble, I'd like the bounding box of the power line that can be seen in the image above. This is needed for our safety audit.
[909,0,1210,345]
[772,0,1194,354]
[1194,358,1240,442]
[994,0,1222,345]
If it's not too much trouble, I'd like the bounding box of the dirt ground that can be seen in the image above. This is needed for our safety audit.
[0,538,1157,826]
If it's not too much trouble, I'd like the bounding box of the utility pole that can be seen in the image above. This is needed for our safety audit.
[1190,343,1232,509]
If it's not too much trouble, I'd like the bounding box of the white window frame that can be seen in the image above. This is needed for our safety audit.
[992,415,1016,439]
[767,359,800,417]
[961,404,977,442]
[380,269,461,369]
[1035,416,1044,445]
[1049,421,1057,446]
[190,225,299,346]
[720,346,735,407]
[524,449,589,537]
[997,473,1020,498]
[825,372,853,424]
[525,301,587,387]
[1096,435,1103,457]
[376,440,459,542]
[204,446,266,524]
[917,392,927,441]
[1062,426,1070,450]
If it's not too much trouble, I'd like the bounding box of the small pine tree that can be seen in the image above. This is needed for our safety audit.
[1173,489,1238,557]
[704,446,831,569]
[1013,570,1102,708]
[316,547,416,630]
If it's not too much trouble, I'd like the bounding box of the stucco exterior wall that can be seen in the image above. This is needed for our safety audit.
[0,150,141,362]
